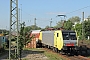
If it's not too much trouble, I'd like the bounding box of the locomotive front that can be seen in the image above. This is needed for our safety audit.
[62,30,78,52]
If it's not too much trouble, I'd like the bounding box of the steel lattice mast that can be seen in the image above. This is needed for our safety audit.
[9,0,19,59]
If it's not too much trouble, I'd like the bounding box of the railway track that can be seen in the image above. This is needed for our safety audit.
[43,48,90,60]
[63,55,90,60]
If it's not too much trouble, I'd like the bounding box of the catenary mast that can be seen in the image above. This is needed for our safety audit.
[9,0,19,59]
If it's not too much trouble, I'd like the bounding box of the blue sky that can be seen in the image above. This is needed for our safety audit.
[0,0,90,29]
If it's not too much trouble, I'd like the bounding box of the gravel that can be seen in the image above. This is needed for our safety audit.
[21,49,48,60]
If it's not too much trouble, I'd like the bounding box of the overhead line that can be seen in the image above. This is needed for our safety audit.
[66,5,90,15]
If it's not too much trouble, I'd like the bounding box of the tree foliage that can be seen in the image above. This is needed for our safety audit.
[0,29,9,35]
[68,16,81,24]
[75,23,82,39]
[63,20,73,30]
[45,25,49,29]
[55,20,64,28]
[84,20,90,39]
[24,25,41,33]
[74,19,90,40]
[55,15,90,40]
[20,15,90,40]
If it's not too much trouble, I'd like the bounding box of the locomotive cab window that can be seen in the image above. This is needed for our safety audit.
[62,32,69,40]
[69,32,77,40]
[62,31,77,40]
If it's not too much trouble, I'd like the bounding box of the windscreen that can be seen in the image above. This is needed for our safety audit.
[62,31,77,40]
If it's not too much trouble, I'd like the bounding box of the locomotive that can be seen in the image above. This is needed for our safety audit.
[38,30,78,53]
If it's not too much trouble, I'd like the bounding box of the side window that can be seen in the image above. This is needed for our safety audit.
[57,33,59,37]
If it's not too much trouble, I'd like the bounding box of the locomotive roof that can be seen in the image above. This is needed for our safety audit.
[62,30,75,32]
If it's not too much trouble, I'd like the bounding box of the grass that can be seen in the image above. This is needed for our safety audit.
[43,49,65,60]
[23,48,66,60]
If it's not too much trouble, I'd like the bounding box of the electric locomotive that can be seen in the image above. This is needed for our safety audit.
[38,30,78,53]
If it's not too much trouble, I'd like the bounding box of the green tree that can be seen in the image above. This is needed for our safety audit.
[31,25,41,30]
[88,15,90,18]
[0,29,9,35]
[63,20,73,30]
[74,17,90,40]
[24,25,41,33]
[19,22,35,59]
[84,20,90,39]
[87,15,90,21]
[75,23,82,40]
[24,26,31,33]
[54,20,65,28]
[19,22,25,59]
[45,25,49,29]
[69,16,81,24]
